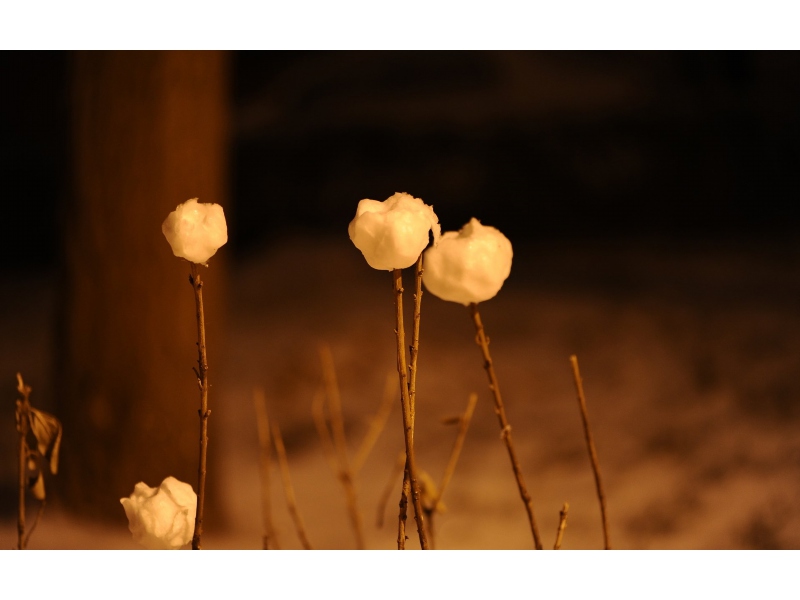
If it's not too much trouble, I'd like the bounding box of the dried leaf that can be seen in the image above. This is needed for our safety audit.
[30,471,45,501]
[29,408,63,475]
[16,372,31,398]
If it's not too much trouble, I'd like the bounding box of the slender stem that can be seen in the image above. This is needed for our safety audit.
[408,254,423,425]
[425,506,437,550]
[432,392,478,513]
[318,345,365,549]
[570,355,611,549]
[312,388,340,474]
[397,466,411,549]
[271,417,313,549]
[189,264,210,550]
[376,451,406,528]
[16,374,31,550]
[469,303,542,549]
[253,387,279,550]
[423,393,479,549]
[396,256,425,549]
[392,268,429,549]
[352,371,395,473]
[554,502,569,550]
[23,499,46,550]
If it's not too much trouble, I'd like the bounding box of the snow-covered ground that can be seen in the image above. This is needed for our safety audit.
[3,235,800,549]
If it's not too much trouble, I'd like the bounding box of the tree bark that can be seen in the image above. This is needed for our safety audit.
[55,51,229,521]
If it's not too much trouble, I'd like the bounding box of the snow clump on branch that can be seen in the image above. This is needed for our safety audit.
[422,218,512,305]
[348,192,441,270]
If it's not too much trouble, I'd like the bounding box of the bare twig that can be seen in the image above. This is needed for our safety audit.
[397,256,426,549]
[352,371,396,473]
[408,254,424,423]
[311,387,339,474]
[271,417,313,550]
[554,502,569,550]
[421,393,479,549]
[432,393,478,513]
[392,267,429,549]
[253,387,280,550]
[469,303,542,549]
[16,373,31,550]
[23,499,46,550]
[189,264,210,550]
[397,465,411,549]
[570,355,611,549]
[318,344,365,549]
[377,451,407,529]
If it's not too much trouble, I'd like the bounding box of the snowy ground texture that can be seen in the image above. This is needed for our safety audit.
[3,235,800,549]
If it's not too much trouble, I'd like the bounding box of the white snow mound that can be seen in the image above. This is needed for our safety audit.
[162,198,228,264]
[348,192,441,270]
[423,218,512,305]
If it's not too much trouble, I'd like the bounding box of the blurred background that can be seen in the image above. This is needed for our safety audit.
[2,51,800,549]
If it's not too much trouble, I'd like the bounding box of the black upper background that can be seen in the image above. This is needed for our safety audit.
[3,51,800,272]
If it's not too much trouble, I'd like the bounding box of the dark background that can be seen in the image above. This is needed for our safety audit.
[4,51,800,272]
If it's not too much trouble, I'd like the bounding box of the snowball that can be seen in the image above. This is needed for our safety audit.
[422,218,512,305]
[120,476,197,550]
[162,198,227,264]
[348,192,441,271]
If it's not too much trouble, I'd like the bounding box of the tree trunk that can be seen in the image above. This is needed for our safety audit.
[56,51,229,522]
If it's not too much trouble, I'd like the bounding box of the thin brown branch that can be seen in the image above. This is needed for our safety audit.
[271,417,313,550]
[421,393,479,549]
[23,499,46,550]
[318,344,365,549]
[469,303,542,549]
[253,387,280,550]
[432,392,478,513]
[570,355,611,549]
[408,254,424,425]
[554,502,569,550]
[311,387,339,474]
[16,373,31,550]
[395,255,425,549]
[352,371,396,473]
[189,264,210,550]
[397,466,411,549]
[376,451,407,529]
[392,268,429,549]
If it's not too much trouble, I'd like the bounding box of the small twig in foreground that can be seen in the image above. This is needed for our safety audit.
[377,451,407,529]
[312,387,339,474]
[253,387,280,550]
[431,392,478,515]
[422,393,478,549]
[271,417,313,550]
[318,344,365,549]
[570,355,611,549]
[397,465,412,549]
[554,502,569,550]
[469,302,543,549]
[23,500,46,550]
[352,371,396,473]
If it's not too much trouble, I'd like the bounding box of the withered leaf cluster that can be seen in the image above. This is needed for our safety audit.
[16,373,62,501]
